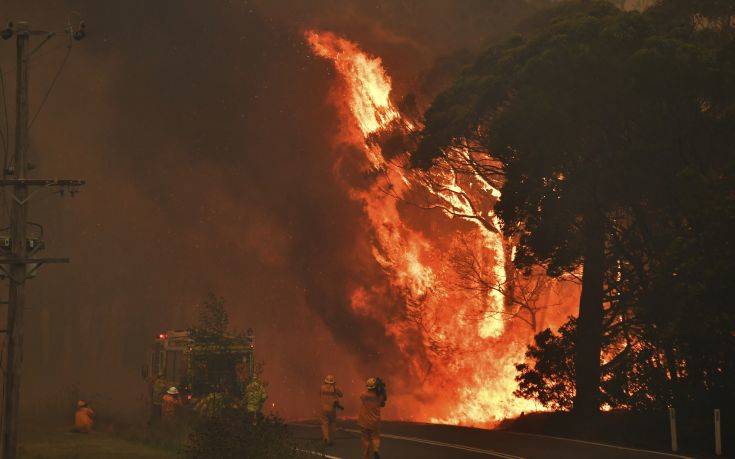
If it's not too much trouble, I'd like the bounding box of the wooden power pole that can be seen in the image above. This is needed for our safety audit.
[0,21,85,459]
[1,21,30,459]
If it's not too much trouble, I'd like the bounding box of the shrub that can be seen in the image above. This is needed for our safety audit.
[184,408,314,459]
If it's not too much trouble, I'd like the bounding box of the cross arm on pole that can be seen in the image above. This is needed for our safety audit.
[0,179,85,187]
[0,258,69,282]
[0,178,85,205]
[0,257,70,264]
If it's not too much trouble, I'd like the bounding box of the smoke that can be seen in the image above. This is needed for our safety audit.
[0,0,549,421]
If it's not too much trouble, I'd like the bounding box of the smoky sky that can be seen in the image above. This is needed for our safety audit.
[0,0,542,419]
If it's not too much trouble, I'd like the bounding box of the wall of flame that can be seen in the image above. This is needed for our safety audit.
[306,30,578,426]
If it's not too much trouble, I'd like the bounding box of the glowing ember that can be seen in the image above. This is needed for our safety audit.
[306,29,575,426]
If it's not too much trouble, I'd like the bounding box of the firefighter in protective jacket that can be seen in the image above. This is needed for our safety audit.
[319,374,343,446]
[246,376,267,423]
[73,400,95,433]
[358,378,387,459]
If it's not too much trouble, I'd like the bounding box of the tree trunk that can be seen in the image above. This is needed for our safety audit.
[502,236,517,312]
[573,218,605,417]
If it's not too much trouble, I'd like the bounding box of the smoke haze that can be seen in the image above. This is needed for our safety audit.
[0,0,551,420]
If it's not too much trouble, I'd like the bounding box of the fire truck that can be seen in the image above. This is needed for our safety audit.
[142,328,255,410]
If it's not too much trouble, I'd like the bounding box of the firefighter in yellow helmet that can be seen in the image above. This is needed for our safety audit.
[319,374,343,446]
[161,387,183,423]
[73,400,95,433]
[358,377,387,459]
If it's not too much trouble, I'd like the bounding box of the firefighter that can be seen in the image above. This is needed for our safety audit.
[245,376,267,424]
[150,375,168,422]
[73,400,95,433]
[161,386,183,422]
[319,374,343,446]
[236,361,251,384]
[358,378,387,459]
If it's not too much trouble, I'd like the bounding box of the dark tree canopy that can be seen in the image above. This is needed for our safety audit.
[197,293,229,335]
[417,0,735,414]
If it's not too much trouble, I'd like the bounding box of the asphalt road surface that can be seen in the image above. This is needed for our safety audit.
[290,421,695,459]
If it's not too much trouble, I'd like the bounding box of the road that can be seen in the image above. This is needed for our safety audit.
[290,421,695,459]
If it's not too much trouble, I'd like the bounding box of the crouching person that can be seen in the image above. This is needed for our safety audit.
[73,400,94,433]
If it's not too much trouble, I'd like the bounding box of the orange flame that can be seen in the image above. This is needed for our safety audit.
[306,30,576,426]
[307,31,400,139]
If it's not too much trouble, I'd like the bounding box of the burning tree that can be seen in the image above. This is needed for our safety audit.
[305,29,577,425]
[416,0,735,416]
[416,0,633,416]
[449,234,556,333]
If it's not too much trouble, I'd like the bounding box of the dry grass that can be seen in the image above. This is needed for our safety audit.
[19,429,177,459]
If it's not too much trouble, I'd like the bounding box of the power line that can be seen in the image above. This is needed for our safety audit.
[2,17,82,132]
[27,38,67,63]
[29,41,71,129]
[0,31,72,79]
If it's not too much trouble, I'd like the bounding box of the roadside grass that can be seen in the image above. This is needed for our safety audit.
[17,390,319,459]
[19,429,177,459]
[18,415,322,459]
[18,387,190,458]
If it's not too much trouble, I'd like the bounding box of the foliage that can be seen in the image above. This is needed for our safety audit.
[245,377,268,412]
[516,315,679,411]
[184,409,312,459]
[197,292,228,335]
[187,293,249,398]
[417,0,735,414]
[194,392,230,419]
[421,0,632,415]
[515,320,577,410]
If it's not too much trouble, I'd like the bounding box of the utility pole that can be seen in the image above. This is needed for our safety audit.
[1,21,29,459]
[0,20,85,459]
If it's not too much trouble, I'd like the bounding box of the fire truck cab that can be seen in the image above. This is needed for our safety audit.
[148,330,193,383]
[142,328,255,409]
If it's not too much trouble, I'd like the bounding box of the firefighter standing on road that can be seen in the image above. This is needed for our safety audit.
[358,377,387,459]
[319,374,343,446]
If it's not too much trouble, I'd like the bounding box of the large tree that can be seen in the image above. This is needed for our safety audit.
[415,0,735,415]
